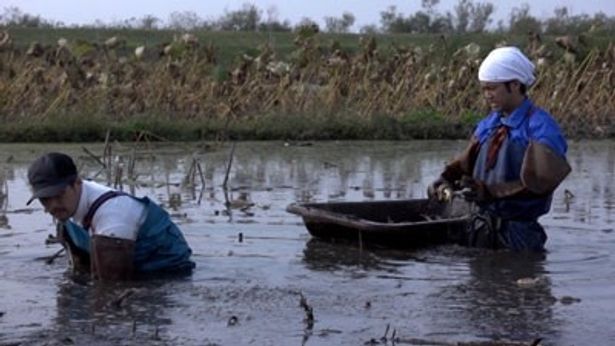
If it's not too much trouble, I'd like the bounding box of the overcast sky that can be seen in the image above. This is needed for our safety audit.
[4,0,615,29]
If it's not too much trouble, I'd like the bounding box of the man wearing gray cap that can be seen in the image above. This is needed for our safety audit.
[428,46,571,251]
[27,152,195,280]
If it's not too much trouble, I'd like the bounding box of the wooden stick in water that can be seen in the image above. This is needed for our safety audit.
[222,142,236,190]
[81,146,106,168]
[45,248,66,264]
[196,161,206,188]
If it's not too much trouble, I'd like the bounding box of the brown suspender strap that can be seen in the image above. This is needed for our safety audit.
[82,190,126,231]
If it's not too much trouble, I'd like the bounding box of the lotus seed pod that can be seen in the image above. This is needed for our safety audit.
[135,46,145,59]
[463,43,480,58]
[563,52,576,64]
[105,36,119,48]
[0,31,10,48]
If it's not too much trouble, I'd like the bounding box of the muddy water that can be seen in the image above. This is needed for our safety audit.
[0,141,613,346]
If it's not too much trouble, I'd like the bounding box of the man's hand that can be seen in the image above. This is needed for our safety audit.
[55,223,91,273]
[458,176,491,202]
[427,177,453,202]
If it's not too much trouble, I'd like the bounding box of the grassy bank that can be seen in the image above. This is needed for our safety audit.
[1,28,614,141]
[0,111,482,142]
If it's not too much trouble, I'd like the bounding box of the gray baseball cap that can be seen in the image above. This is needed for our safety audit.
[27,152,78,205]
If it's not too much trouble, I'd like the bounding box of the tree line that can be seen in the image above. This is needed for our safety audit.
[1,0,615,35]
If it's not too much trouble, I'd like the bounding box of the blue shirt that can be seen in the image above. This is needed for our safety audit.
[472,98,568,220]
[474,98,567,157]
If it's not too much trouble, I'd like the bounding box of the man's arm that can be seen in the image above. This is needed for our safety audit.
[91,235,135,281]
[483,111,571,199]
[88,195,145,280]
[519,140,571,195]
[441,136,480,183]
[467,141,571,201]
[463,110,570,202]
[428,136,480,201]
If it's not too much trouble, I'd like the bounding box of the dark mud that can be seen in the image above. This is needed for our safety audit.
[0,141,613,345]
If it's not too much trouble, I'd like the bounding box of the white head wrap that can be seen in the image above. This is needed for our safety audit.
[478,46,536,86]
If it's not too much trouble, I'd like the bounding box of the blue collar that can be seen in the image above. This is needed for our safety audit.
[498,98,534,129]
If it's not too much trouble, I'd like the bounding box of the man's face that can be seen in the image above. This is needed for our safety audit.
[39,180,81,222]
[480,81,517,113]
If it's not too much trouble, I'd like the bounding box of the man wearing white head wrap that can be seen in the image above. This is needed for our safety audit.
[478,46,536,86]
[427,46,571,252]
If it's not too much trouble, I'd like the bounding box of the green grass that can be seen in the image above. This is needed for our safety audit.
[8,27,613,64]
[0,110,475,142]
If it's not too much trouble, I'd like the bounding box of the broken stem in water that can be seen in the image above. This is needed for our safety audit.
[45,247,66,265]
[82,146,106,169]
[222,142,236,190]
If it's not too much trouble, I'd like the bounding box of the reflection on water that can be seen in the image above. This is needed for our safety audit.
[432,251,558,343]
[0,167,9,229]
[302,238,416,273]
[0,141,614,345]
